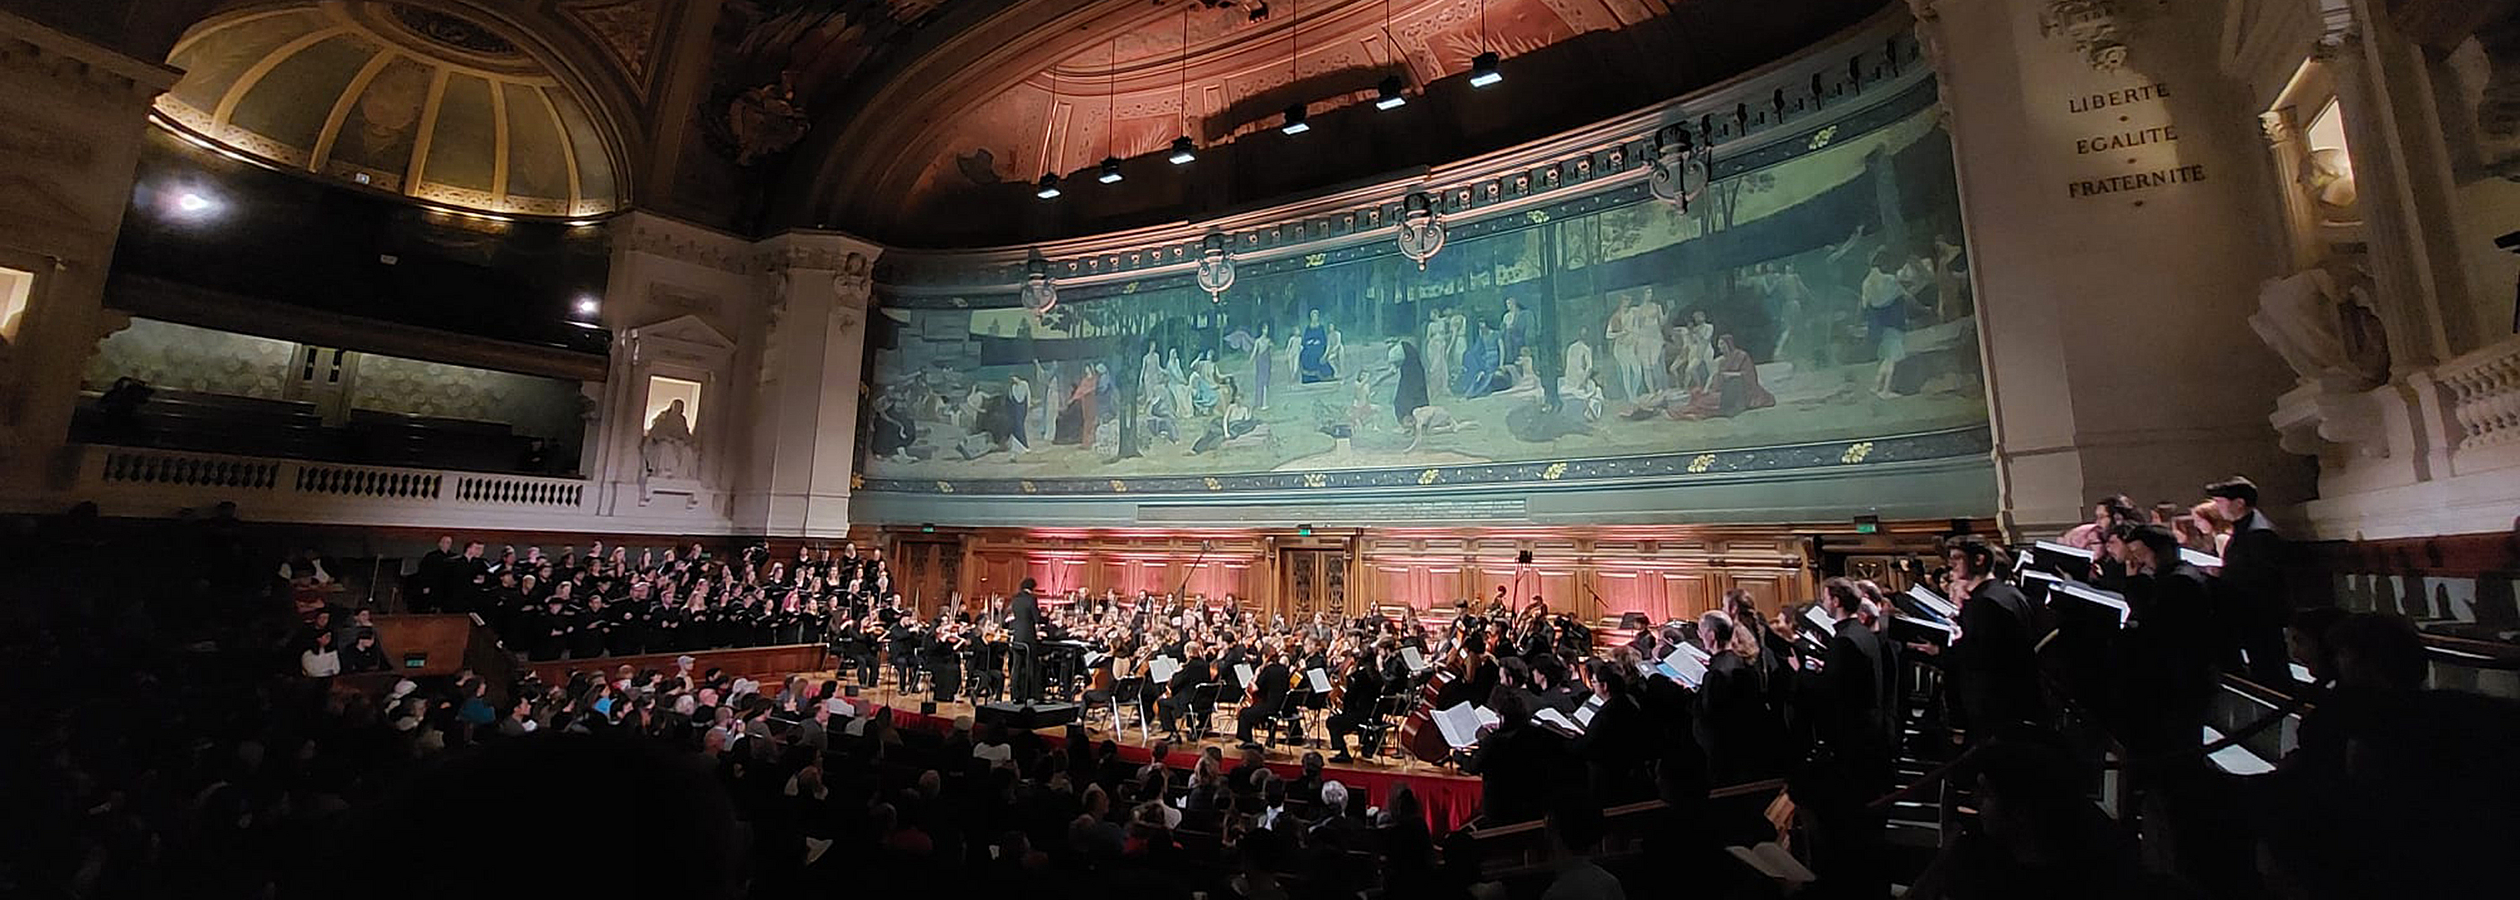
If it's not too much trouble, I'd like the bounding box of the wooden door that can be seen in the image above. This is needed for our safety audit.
[892,536,964,617]
[286,345,358,424]
[1280,547,1352,622]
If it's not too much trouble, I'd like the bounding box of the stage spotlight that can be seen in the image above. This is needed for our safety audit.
[1374,75,1407,110]
[1470,51,1502,87]
[1168,136,1198,165]
[1035,173,1063,199]
[1098,156,1125,184]
[1280,103,1310,135]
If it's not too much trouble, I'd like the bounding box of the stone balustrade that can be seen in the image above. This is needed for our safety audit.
[73,445,710,533]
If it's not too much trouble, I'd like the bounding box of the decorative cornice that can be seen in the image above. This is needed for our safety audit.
[875,11,1931,294]
[879,74,1941,309]
[0,10,181,103]
[860,426,1994,498]
[622,214,753,273]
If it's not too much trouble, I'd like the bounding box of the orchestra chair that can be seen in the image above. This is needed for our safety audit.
[1188,682,1223,741]
[1107,676,1147,743]
[1358,693,1408,760]
[1265,687,1311,748]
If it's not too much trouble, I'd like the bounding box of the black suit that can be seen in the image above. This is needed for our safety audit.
[1695,650,1780,784]
[1570,693,1652,802]
[2218,513,2290,683]
[1160,658,1213,735]
[1952,579,2044,737]
[1818,619,1898,793]
[1327,664,1384,757]
[1468,723,1572,825]
[2116,562,2219,759]
[1236,660,1293,742]
[1009,588,1041,701]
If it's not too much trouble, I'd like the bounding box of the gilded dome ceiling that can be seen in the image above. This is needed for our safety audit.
[155,1,621,217]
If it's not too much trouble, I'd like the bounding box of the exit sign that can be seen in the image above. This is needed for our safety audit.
[1854,515,1881,534]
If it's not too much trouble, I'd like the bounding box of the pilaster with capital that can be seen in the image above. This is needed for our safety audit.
[736,232,880,537]
[0,11,177,490]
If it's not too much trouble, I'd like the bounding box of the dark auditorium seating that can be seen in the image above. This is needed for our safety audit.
[75,387,558,476]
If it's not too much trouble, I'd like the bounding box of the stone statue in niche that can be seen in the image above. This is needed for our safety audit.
[2249,265,2391,390]
[642,399,701,480]
[2304,146,2360,223]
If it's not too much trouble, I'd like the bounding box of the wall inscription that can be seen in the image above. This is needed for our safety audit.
[2059,78,2199,199]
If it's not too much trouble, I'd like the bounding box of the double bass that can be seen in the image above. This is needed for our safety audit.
[1395,644,1466,764]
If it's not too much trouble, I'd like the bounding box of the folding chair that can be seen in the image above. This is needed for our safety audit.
[1108,676,1146,742]
[1267,687,1312,748]
[1188,682,1223,740]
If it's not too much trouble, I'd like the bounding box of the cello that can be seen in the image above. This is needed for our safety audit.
[1395,642,1467,764]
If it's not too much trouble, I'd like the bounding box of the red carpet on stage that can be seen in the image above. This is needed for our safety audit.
[876,704,1484,833]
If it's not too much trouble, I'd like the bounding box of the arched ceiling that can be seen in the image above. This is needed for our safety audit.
[155,1,625,217]
[748,0,1889,245]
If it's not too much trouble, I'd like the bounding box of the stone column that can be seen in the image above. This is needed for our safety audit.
[0,12,175,493]
[1911,0,2304,535]
[738,232,878,537]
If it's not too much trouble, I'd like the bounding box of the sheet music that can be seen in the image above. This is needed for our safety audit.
[1233,663,1258,686]
[1905,584,1958,620]
[1533,707,1585,736]
[1401,646,1430,672]
[1150,656,1181,683]
[1727,843,1816,883]
[2180,547,2223,568]
[2032,540,2097,560]
[2052,580,2132,626]
[1803,603,1835,633]
[1084,652,1109,668]
[1433,702,1487,749]
[1574,696,1602,727]
[1306,668,1332,692]
[1657,644,1711,689]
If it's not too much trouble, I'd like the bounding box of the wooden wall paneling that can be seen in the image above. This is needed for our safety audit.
[1663,571,1714,621]
[1721,571,1790,616]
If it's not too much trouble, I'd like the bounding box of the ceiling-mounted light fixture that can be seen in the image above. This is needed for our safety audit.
[1038,70,1062,200]
[1100,37,1122,185]
[1280,103,1310,134]
[1170,5,1196,164]
[1469,1,1501,87]
[1374,0,1406,109]
[1279,0,1308,135]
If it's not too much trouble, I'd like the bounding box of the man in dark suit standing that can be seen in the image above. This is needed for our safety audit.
[2207,475,2291,684]
[1945,535,2044,738]
[1010,577,1041,702]
[1802,577,1899,900]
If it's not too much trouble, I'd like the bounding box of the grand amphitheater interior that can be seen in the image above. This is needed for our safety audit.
[2,1,2516,898]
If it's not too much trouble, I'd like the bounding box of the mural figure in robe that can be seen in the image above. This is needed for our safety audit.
[1456,321,1508,399]
[1299,308,1337,383]
[1388,339,1429,426]
[1250,324,1275,410]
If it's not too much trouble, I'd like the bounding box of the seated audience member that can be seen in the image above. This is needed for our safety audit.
[300,629,341,677]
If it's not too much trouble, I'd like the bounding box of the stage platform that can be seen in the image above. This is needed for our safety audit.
[812,679,1485,833]
[506,643,1484,830]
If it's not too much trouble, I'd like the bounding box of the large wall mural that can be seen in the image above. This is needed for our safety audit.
[861,79,1984,497]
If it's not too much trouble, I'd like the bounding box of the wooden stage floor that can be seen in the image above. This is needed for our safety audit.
[801,672,1473,783]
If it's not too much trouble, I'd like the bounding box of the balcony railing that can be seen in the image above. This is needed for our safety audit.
[2436,333,2520,453]
[79,444,605,529]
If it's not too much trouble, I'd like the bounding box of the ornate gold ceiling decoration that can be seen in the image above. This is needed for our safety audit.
[558,0,663,92]
[155,1,622,217]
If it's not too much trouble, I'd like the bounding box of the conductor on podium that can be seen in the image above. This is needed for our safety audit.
[1010,577,1041,702]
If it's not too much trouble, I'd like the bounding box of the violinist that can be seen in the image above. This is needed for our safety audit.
[1327,645,1386,763]
[924,613,965,702]
[1236,640,1296,745]
[970,619,1010,700]
[886,604,924,691]
[834,610,879,685]
[1160,641,1215,738]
